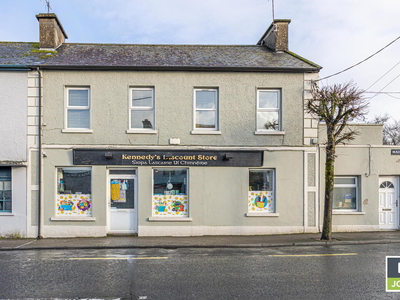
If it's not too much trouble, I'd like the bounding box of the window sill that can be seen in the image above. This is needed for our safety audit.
[148,217,193,222]
[0,213,14,216]
[254,131,285,135]
[126,129,158,134]
[51,216,96,221]
[191,131,221,135]
[62,129,93,133]
[246,212,279,217]
[333,211,365,215]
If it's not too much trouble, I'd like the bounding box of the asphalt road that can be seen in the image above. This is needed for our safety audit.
[0,244,399,300]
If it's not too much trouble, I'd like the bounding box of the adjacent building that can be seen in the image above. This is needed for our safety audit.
[0,49,41,237]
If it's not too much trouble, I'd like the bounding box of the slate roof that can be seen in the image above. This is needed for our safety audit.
[0,42,45,66]
[0,42,321,71]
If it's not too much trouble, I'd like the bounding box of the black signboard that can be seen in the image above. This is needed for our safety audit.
[73,149,263,167]
[392,149,400,155]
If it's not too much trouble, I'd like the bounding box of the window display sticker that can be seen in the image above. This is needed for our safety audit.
[112,180,127,203]
[111,180,121,201]
[56,194,92,216]
[152,195,189,217]
[248,191,274,212]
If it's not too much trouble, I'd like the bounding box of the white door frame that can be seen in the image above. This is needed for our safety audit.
[379,176,399,230]
[106,171,138,234]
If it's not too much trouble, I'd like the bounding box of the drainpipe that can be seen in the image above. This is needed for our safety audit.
[365,144,372,177]
[37,67,42,239]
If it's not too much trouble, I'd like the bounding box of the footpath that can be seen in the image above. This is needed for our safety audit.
[1,231,400,251]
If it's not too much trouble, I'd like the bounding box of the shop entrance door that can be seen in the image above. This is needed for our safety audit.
[379,176,398,230]
[108,172,137,234]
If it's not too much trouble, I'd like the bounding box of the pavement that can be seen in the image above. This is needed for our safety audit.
[1,231,400,251]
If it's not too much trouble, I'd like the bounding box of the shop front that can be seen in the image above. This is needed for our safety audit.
[42,147,310,237]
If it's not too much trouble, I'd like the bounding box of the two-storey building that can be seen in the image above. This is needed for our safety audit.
[30,14,322,237]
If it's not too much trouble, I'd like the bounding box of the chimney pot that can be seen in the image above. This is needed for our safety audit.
[36,13,68,50]
[257,19,291,52]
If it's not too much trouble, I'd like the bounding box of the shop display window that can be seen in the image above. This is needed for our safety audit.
[56,167,92,217]
[152,168,188,217]
[333,176,359,210]
[248,169,275,213]
[0,167,12,213]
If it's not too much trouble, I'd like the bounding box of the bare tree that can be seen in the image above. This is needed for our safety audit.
[369,114,400,145]
[306,81,369,240]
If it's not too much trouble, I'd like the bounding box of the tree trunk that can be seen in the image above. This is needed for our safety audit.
[321,128,336,241]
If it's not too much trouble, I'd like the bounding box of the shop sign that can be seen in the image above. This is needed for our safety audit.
[73,149,263,167]
[391,149,400,155]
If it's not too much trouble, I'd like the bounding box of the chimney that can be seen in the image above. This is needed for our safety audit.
[257,19,291,52]
[36,13,68,50]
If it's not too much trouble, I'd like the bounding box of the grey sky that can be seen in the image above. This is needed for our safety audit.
[1,0,399,120]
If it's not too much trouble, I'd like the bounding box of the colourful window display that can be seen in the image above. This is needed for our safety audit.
[152,168,188,217]
[248,169,275,213]
[56,168,92,217]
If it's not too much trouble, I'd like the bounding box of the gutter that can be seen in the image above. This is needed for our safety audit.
[0,65,30,71]
[37,67,42,239]
[34,65,320,73]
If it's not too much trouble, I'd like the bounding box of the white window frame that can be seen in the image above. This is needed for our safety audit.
[52,166,94,220]
[192,88,220,134]
[246,169,279,217]
[149,167,192,221]
[63,86,92,133]
[127,87,157,134]
[333,176,359,211]
[256,89,282,132]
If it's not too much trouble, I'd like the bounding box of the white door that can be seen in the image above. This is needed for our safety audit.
[108,173,137,234]
[379,177,398,230]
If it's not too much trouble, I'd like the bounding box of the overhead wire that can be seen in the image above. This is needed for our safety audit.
[367,73,400,100]
[364,60,400,91]
[316,35,400,82]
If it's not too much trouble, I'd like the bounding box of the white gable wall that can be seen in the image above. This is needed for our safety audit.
[0,71,28,162]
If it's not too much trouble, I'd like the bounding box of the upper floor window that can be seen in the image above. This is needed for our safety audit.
[129,88,155,130]
[256,89,281,131]
[193,88,219,131]
[65,87,91,130]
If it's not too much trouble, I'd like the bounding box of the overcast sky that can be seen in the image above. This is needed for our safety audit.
[1,0,399,121]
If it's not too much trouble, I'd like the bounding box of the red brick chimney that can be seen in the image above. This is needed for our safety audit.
[36,13,68,50]
[257,19,291,52]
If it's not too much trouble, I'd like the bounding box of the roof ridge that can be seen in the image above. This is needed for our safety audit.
[61,43,264,47]
[0,41,36,44]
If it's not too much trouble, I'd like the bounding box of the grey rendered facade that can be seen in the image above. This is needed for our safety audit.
[40,69,319,237]
[319,125,400,232]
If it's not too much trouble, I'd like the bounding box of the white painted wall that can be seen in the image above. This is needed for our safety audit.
[0,71,28,162]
